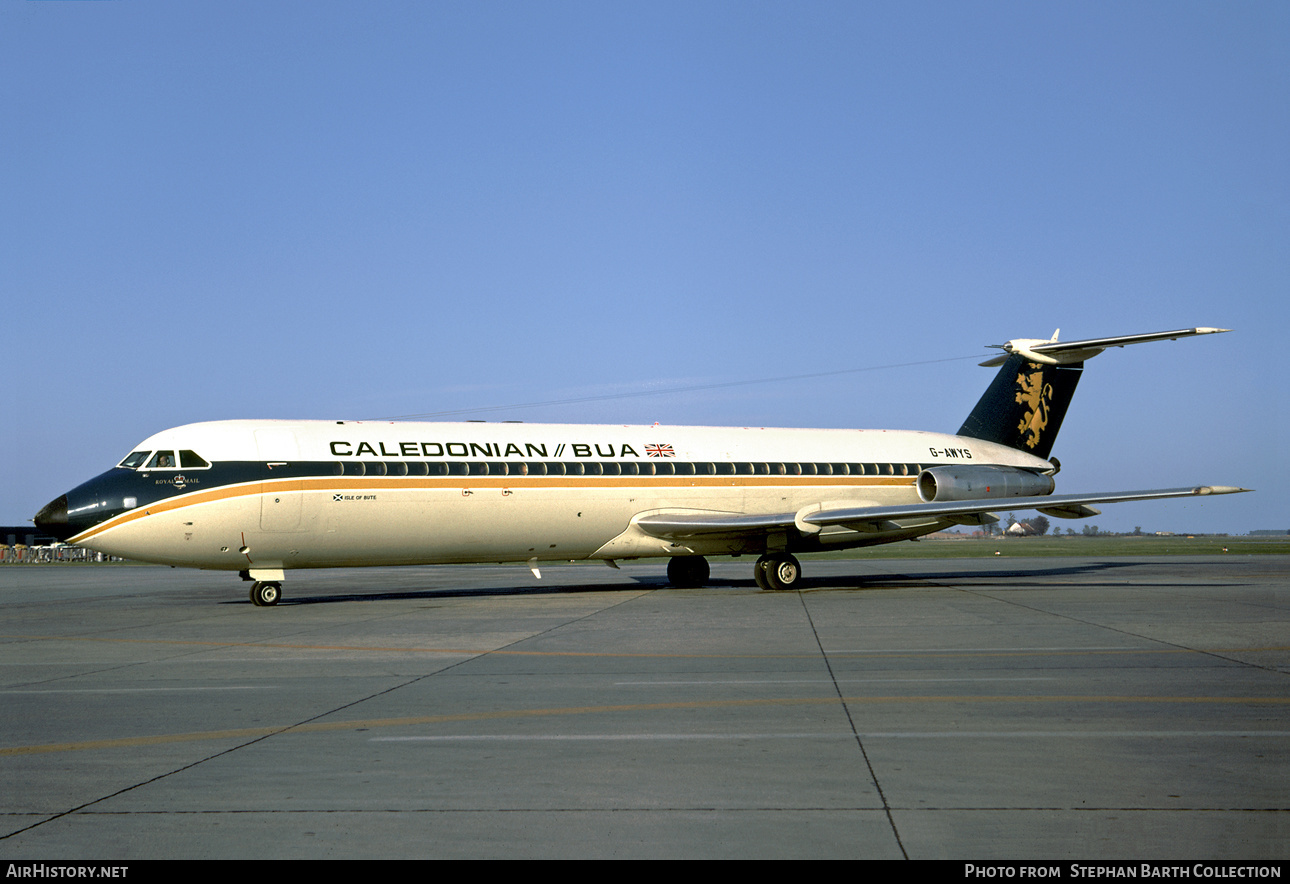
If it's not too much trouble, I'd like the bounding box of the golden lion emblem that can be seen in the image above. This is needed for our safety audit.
[1014,362,1053,449]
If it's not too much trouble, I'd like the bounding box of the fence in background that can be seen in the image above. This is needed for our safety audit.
[2,545,122,564]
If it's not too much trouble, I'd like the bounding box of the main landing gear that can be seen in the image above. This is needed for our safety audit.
[666,555,710,588]
[249,581,282,607]
[754,553,802,591]
[664,553,804,591]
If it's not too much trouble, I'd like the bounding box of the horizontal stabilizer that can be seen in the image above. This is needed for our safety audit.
[979,327,1230,367]
[962,326,1230,459]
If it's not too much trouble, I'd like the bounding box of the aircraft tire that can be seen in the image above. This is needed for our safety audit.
[250,581,281,607]
[753,555,773,591]
[762,554,801,591]
[667,556,710,588]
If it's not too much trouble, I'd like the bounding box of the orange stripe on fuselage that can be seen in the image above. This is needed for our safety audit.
[69,474,917,544]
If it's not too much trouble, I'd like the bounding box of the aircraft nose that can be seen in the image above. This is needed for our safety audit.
[34,494,74,542]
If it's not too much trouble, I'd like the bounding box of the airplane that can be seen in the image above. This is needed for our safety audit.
[33,326,1248,607]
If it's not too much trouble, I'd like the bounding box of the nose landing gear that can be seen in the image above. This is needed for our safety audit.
[250,581,282,606]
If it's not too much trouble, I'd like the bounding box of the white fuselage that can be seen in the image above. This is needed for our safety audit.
[68,419,1050,573]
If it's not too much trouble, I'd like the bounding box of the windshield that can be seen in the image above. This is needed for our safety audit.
[118,451,150,469]
[117,449,211,470]
[146,451,178,469]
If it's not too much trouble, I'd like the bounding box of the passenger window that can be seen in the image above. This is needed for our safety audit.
[387,461,408,477]
[601,462,621,476]
[407,462,429,476]
[621,462,639,476]
[448,462,469,476]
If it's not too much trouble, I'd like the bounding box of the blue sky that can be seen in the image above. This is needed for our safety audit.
[3,1,1285,534]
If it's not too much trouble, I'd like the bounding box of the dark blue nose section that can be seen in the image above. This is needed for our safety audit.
[34,495,73,541]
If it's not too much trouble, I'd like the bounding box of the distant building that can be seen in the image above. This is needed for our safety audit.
[1,526,56,547]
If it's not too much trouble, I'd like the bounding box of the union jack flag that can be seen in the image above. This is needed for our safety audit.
[645,443,675,458]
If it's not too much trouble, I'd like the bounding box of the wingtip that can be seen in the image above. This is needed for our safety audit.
[1194,485,1252,495]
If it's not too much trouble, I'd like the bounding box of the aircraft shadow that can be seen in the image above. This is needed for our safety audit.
[222,559,1192,606]
[794,560,1240,591]
[225,580,671,606]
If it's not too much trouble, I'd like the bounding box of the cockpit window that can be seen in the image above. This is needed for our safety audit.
[146,450,178,469]
[118,451,151,469]
[179,450,210,468]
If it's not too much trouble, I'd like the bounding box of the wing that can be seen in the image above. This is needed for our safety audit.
[634,485,1250,541]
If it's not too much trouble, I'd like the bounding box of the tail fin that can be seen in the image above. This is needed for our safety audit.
[957,327,1230,460]
[957,354,1082,460]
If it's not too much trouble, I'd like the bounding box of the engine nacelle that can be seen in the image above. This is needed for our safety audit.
[916,465,1055,502]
